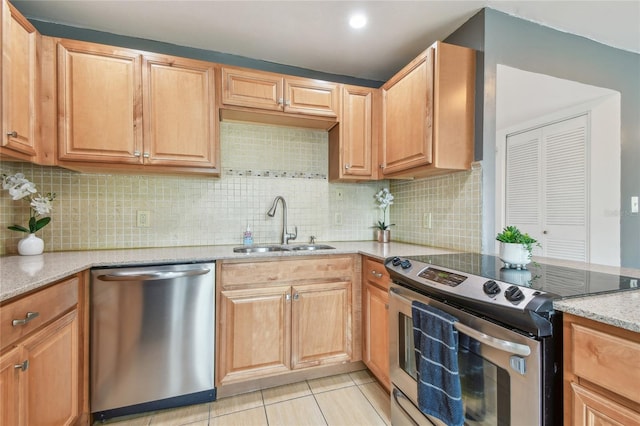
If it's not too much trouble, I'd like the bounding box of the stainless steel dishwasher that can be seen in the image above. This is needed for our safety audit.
[90,262,216,421]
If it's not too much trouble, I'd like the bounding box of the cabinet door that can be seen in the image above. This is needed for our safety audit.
[381,49,433,175]
[284,77,340,117]
[0,346,22,426]
[329,85,375,181]
[57,39,143,164]
[291,281,351,369]
[142,54,217,168]
[570,382,640,426]
[221,67,283,111]
[1,0,38,158]
[363,282,390,390]
[218,286,291,385]
[23,310,79,426]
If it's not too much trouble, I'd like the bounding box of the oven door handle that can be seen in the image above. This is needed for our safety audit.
[390,288,532,357]
[453,321,531,357]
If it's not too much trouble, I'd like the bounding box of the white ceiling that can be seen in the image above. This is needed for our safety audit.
[11,0,640,82]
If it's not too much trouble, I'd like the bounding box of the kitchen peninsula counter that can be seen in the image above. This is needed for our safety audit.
[0,241,456,302]
[554,291,640,333]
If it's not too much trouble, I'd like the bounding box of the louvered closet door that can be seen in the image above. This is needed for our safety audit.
[506,114,588,262]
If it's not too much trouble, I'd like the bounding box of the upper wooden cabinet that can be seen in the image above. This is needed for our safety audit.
[329,85,379,182]
[381,41,475,179]
[1,0,38,160]
[220,66,340,129]
[56,39,143,165]
[54,38,219,175]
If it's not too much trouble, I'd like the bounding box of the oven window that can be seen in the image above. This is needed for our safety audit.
[398,313,511,425]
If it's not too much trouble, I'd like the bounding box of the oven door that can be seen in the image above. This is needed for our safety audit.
[389,284,543,426]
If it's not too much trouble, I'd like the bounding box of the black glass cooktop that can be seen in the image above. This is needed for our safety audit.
[405,253,639,299]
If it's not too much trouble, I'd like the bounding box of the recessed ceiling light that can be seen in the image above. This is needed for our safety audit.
[349,14,367,29]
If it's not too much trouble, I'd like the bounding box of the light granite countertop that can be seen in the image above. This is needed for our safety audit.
[554,290,640,333]
[0,241,457,303]
[2,243,638,333]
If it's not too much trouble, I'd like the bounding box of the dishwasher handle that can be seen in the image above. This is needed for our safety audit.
[97,267,211,281]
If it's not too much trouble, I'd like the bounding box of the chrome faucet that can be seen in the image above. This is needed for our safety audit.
[267,196,297,245]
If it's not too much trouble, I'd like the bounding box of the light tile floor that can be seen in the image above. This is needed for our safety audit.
[96,370,391,426]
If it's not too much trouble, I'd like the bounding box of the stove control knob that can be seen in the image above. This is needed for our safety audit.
[391,257,402,266]
[483,280,501,296]
[400,260,412,269]
[505,285,525,303]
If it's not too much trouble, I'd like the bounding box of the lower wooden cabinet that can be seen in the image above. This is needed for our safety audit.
[0,275,86,426]
[563,313,640,425]
[217,256,358,387]
[362,256,390,390]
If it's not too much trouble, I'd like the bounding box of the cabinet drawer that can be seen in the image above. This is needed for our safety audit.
[220,256,355,288]
[363,258,390,290]
[571,322,640,403]
[1,276,78,350]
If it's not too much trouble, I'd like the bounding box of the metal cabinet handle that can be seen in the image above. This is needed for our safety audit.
[7,131,18,138]
[97,268,210,281]
[345,164,351,170]
[12,311,40,326]
[14,360,29,371]
[143,152,150,158]
[133,151,141,157]
[284,99,291,106]
[293,292,299,301]
[278,98,284,106]
[286,293,291,301]
[371,270,383,278]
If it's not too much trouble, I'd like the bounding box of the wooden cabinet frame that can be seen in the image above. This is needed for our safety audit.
[216,255,362,392]
[563,313,640,425]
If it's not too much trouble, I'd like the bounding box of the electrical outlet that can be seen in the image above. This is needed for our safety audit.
[336,190,344,201]
[632,196,639,213]
[631,279,638,288]
[137,211,151,227]
[334,212,343,226]
[423,212,432,229]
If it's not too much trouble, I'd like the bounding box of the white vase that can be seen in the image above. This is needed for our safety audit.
[499,242,531,269]
[17,233,44,256]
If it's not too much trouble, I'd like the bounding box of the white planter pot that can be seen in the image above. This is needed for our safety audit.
[499,242,531,269]
[17,233,44,256]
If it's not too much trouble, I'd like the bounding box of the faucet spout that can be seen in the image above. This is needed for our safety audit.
[267,196,297,244]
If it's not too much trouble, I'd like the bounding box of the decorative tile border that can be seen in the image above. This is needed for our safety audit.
[223,168,327,179]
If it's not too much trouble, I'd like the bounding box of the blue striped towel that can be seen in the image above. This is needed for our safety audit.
[412,300,464,426]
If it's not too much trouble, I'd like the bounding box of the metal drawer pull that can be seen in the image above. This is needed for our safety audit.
[12,311,40,326]
[7,131,18,138]
[392,388,421,426]
[97,268,210,281]
[371,270,383,278]
[14,360,29,371]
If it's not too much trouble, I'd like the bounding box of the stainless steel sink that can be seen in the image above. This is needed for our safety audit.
[233,244,335,253]
[288,244,335,251]
[233,245,289,253]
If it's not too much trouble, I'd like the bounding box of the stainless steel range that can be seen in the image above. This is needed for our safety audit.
[386,253,636,426]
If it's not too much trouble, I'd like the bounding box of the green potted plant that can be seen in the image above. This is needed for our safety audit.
[496,225,539,269]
